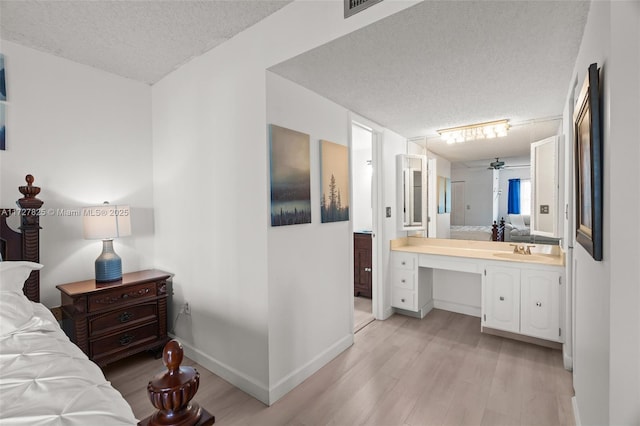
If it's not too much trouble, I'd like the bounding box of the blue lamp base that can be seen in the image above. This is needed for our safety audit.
[95,239,122,282]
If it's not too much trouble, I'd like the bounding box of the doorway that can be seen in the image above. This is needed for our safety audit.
[351,121,375,332]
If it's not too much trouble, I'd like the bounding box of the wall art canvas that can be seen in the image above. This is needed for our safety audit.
[269,124,311,226]
[0,103,5,151]
[0,54,5,101]
[574,63,602,261]
[320,140,349,223]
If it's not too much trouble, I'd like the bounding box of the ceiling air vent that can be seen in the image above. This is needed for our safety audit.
[345,0,383,18]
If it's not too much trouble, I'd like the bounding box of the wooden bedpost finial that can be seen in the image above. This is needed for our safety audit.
[146,340,202,426]
[18,174,41,200]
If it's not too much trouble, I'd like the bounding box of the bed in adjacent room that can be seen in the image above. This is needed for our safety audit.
[449,225,493,241]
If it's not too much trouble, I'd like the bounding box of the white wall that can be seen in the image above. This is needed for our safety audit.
[151,0,418,405]
[450,166,493,226]
[0,41,154,307]
[567,2,640,425]
[266,72,353,401]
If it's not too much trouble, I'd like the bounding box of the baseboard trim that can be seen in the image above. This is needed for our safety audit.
[481,327,562,350]
[572,396,581,426]
[268,333,353,405]
[169,335,270,405]
[433,299,481,318]
[563,351,573,371]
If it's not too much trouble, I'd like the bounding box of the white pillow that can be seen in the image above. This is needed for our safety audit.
[0,261,43,336]
[509,214,527,231]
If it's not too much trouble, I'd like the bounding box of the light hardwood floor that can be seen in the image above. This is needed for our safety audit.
[354,296,374,333]
[104,309,574,425]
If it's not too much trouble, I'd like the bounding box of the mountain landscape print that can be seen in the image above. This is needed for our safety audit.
[269,124,311,226]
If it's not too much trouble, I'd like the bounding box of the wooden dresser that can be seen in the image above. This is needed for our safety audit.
[57,269,172,367]
[353,232,372,298]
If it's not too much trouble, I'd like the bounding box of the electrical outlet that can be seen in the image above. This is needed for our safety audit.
[183,302,191,315]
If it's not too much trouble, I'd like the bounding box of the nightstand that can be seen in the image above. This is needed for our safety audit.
[57,269,172,367]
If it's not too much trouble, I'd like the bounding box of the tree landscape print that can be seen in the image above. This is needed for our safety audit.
[269,124,312,226]
[320,140,349,223]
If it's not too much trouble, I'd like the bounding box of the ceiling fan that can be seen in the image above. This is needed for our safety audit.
[487,158,529,170]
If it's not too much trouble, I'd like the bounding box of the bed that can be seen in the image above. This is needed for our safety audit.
[1,175,211,426]
[449,225,494,241]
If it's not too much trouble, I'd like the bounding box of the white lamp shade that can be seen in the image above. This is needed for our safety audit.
[83,204,131,240]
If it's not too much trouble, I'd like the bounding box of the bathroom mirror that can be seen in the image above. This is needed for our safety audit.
[397,154,427,231]
[530,135,562,237]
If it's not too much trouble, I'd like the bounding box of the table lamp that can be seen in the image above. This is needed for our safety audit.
[83,202,131,282]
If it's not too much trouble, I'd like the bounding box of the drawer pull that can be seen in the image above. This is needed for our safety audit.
[401,279,406,283]
[364,267,372,272]
[118,311,133,323]
[119,334,134,346]
[536,301,542,307]
[499,296,505,301]
[401,261,406,265]
[401,298,405,303]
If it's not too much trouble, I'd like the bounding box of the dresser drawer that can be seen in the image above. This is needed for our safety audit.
[392,288,415,311]
[393,269,415,290]
[90,322,159,359]
[88,282,157,312]
[392,252,416,270]
[89,303,158,337]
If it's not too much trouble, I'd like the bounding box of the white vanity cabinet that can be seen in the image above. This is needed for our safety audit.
[520,269,562,341]
[483,264,563,342]
[483,266,521,333]
[391,252,418,311]
[390,251,434,317]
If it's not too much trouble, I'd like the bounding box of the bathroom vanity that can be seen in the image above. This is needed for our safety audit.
[390,237,565,344]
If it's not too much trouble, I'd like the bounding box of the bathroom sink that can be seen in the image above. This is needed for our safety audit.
[492,252,556,262]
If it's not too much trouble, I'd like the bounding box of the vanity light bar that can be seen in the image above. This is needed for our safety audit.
[437,119,510,144]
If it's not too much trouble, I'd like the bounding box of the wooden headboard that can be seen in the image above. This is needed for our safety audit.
[0,174,43,302]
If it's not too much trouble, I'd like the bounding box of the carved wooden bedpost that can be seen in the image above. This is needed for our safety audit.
[17,174,43,302]
[144,340,214,426]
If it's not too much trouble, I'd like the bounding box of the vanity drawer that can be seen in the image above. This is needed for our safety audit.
[88,282,157,312]
[89,303,158,337]
[392,288,415,311]
[393,269,415,290]
[392,252,416,270]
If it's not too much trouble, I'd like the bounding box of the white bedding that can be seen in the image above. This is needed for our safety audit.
[0,302,138,425]
[449,225,493,241]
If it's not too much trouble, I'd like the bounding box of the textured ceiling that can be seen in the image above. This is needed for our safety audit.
[0,0,590,163]
[270,0,591,162]
[0,0,292,84]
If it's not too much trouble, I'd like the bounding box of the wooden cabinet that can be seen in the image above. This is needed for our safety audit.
[354,233,372,298]
[483,265,562,342]
[57,269,172,367]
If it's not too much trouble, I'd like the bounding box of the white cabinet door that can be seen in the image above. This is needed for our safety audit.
[484,266,520,333]
[520,269,561,341]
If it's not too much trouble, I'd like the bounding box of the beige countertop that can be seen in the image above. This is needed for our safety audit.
[391,237,565,267]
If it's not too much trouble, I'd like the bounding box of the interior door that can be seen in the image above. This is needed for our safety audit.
[451,181,466,226]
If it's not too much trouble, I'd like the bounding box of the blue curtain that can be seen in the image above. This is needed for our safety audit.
[508,179,521,214]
